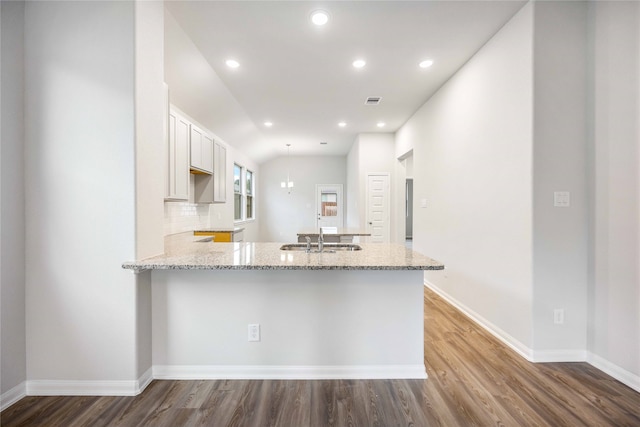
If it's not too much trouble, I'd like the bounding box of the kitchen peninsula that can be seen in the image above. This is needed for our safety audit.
[123,232,444,380]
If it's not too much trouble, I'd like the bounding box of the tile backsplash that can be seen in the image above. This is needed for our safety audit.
[164,202,210,236]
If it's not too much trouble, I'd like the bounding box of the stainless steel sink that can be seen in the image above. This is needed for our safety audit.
[280,243,362,252]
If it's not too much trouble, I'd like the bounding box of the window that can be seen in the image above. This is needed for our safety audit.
[246,169,254,220]
[321,191,338,217]
[234,164,242,221]
[234,163,255,222]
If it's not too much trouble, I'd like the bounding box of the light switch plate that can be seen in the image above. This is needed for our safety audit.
[554,191,570,207]
[421,199,427,208]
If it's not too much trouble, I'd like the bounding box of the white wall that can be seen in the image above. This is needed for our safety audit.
[164,10,260,241]
[397,0,639,390]
[346,136,360,229]
[346,133,397,242]
[532,1,588,356]
[133,0,164,383]
[24,1,140,386]
[398,2,535,352]
[135,0,165,260]
[258,156,346,242]
[1,0,27,401]
[588,0,640,383]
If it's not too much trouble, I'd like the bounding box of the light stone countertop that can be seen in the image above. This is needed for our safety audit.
[122,232,444,272]
[194,227,244,234]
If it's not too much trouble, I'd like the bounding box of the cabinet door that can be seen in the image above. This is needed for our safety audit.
[190,125,203,171]
[190,125,213,174]
[202,134,214,173]
[165,112,189,201]
[213,142,227,202]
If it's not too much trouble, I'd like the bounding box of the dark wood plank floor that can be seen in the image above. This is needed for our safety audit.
[2,287,638,426]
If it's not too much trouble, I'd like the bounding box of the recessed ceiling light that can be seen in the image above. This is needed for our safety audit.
[264,121,273,127]
[311,10,329,26]
[338,121,347,127]
[225,59,240,68]
[377,122,386,128]
[352,59,366,69]
[419,59,434,69]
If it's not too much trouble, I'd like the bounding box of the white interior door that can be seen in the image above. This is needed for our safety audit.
[367,174,390,243]
[316,184,343,230]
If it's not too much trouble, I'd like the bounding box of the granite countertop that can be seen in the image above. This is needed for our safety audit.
[296,228,371,236]
[194,227,244,233]
[122,232,444,272]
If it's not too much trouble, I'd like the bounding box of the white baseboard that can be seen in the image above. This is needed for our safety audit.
[136,367,154,394]
[153,364,427,380]
[1,381,26,411]
[0,364,424,402]
[531,349,587,363]
[424,280,535,361]
[588,352,640,393]
[26,367,155,397]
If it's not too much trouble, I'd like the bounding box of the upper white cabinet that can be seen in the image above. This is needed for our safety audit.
[165,109,190,201]
[213,141,227,203]
[190,125,213,174]
[164,99,229,204]
[195,140,226,204]
[203,134,214,172]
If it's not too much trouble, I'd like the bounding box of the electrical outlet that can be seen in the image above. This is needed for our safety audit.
[554,309,565,325]
[248,324,260,342]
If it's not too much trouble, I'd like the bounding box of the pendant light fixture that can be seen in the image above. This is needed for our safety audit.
[281,144,294,194]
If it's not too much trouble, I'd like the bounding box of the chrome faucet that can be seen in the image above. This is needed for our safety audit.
[305,236,312,253]
[318,228,324,253]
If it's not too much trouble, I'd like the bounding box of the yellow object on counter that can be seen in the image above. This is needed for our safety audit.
[194,231,231,242]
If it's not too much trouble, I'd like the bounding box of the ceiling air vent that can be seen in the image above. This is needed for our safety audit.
[365,97,381,105]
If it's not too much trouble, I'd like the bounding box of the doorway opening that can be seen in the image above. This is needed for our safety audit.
[406,178,414,248]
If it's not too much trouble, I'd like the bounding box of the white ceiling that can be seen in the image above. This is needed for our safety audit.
[165,1,527,163]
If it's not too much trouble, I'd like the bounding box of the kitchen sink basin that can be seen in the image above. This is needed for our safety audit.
[280,243,362,252]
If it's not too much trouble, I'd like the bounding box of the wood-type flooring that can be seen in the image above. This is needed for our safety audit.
[2,287,638,426]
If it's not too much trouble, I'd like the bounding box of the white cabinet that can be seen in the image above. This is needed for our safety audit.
[213,141,227,203]
[190,125,213,174]
[165,110,190,201]
[203,134,214,172]
[165,101,230,204]
[195,140,226,204]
